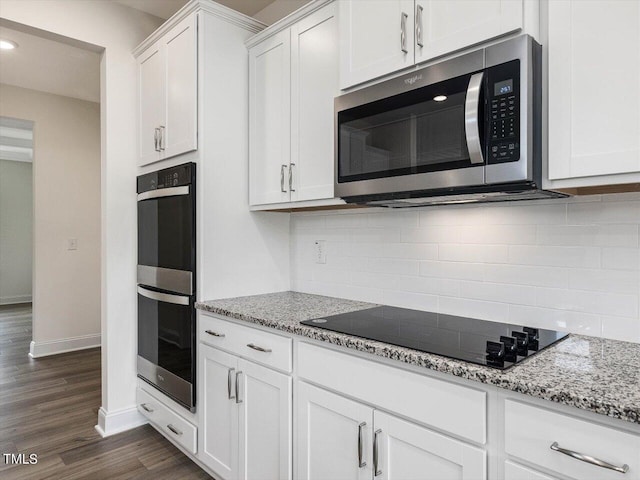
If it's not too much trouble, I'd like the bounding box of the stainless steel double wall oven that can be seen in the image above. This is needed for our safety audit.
[137,162,196,411]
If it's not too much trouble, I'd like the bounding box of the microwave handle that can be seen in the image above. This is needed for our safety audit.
[137,286,190,306]
[464,72,485,165]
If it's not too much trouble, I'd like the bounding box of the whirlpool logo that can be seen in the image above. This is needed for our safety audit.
[404,74,423,86]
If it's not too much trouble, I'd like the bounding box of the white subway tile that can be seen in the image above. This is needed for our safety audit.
[536,287,638,318]
[382,290,439,312]
[567,200,640,224]
[483,264,568,287]
[394,276,460,297]
[602,247,640,270]
[438,244,509,263]
[419,205,485,226]
[367,257,420,276]
[400,227,460,244]
[325,213,368,228]
[368,211,419,228]
[438,296,509,322]
[508,305,601,336]
[456,224,537,245]
[508,245,601,268]
[350,271,400,290]
[481,203,566,225]
[568,268,639,295]
[537,224,639,247]
[350,228,402,243]
[381,243,438,260]
[312,266,352,285]
[419,261,485,281]
[459,281,536,306]
[601,315,640,343]
[291,214,326,230]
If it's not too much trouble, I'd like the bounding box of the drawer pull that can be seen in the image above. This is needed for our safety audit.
[235,371,243,404]
[550,442,629,474]
[228,368,236,400]
[140,403,154,413]
[167,424,183,436]
[373,429,382,476]
[247,343,272,353]
[205,329,225,338]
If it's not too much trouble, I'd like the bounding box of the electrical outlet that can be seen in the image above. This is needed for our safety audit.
[314,240,326,264]
[67,238,78,250]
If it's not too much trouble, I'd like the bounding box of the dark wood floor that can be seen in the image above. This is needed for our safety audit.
[0,304,211,479]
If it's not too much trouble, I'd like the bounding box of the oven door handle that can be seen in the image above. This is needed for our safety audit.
[137,185,190,201]
[137,286,190,306]
[464,72,485,165]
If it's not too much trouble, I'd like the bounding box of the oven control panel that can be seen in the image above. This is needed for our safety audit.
[137,162,194,194]
[486,60,520,165]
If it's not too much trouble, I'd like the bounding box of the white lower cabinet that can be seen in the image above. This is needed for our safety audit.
[297,381,486,480]
[504,461,558,480]
[199,342,292,480]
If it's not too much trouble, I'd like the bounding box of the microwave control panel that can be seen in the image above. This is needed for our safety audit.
[486,60,520,165]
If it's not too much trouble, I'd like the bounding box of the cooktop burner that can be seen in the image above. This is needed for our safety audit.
[301,306,569,370]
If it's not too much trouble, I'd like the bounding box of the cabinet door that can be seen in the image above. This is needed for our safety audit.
[414,0,522,65]
[249,29,291,205]
[163,13,198,160]
[374,411,486,480]
[199,344,239,480]
[297,381,373,480]
[290,2,339,202]
[548,0,640,180]
[339,0,415,89]
[504,461,558,480]
[238,359,292,480]
[138,45,164,166]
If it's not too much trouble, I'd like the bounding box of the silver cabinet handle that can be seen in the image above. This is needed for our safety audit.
[289,163,295,192]
[358,422,367,468]
[140,403,154,413]
[415,4,424,47]
[235,371,243,404]
[373,429,382,476]
[400,12,408,53]
[280,164,287,192]
[167,424,182,436]
[550,442,629,474]
[137,286,189,305]
[464,72,485,165]
[154,127,160,152]
[205,329,225,338]
[247,343,272,353]
[159,125,165,151]
[227,368,235,399]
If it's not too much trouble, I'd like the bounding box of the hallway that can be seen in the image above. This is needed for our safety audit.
[0,304,210,479]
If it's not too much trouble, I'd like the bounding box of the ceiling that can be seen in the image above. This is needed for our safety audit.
[114,0,275,20]
[0,26,100,103]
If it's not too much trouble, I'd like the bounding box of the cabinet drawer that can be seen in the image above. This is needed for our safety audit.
[137,387,197,454]
[199,313,292,373]
[297,342,486,444]
[505,400,640,480]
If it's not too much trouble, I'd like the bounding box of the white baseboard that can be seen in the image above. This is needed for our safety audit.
[29,334,101,358]
[0,295,32,305]
[95,406,148,438]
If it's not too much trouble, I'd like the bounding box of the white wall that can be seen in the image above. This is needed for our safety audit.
[0,0,163,436]
[0,84,100,349]
[291,194,640,343]
[253,0,312,25]
[0,158,32,304]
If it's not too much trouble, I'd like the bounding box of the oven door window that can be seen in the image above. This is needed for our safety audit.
[338,73,482,183]
[138,289,193,383]
[138,192,193,271]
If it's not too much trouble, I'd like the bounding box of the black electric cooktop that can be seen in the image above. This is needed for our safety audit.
[300,306,569,370]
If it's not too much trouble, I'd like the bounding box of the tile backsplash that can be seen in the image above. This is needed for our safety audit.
[290,193,640,343]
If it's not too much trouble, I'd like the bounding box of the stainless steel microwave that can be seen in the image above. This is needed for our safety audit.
[334,35,566,207]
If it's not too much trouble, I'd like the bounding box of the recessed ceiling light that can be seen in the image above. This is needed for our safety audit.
[0,40,18,50]
[433,95,447,102]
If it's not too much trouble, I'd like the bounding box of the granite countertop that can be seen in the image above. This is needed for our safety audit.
[196,291,640,425]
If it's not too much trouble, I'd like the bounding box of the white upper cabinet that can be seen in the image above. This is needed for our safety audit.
[137,13,198,166]
[340,0,525,89]
[546,0,640,185]
[339,0,415,90]
[249,29,291,206]
[249,2,339,207]
[290,2,339,202]
[414,0,523,65]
